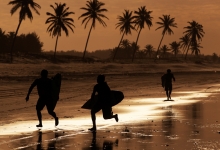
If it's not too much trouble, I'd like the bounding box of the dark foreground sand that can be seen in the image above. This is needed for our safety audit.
[1,62,220,150]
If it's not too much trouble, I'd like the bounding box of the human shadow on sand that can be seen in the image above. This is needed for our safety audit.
[164,99,174,102]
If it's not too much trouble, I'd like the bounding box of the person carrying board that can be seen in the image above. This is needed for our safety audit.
[89,74,119,132]
[26,69,59,128]
[161,69,176,100]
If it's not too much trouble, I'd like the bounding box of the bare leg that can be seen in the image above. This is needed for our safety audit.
[36,100,44,127]
[90,110,97,131]
[89,106,102,131]
[103,111,119,122]
[48,110,59,126]
[166,90,169,100]
[37,110,43,127]
[169,90,172,100]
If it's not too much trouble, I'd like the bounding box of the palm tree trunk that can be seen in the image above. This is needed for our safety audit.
[113,31,125,61]
[182,47,186,57]
[132,28,142,62]
[155,33,165,59]
[184,41,191,60]
[54,35,59,59]
[82,24,93,59]
[10,19,22,63]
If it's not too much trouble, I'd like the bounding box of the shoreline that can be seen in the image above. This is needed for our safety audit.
[0,81,219,149]
[0,62,220,149]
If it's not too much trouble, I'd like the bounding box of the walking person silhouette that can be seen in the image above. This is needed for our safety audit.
[26,69,59,127]
[89,75,118,132]
[161,69,175,100]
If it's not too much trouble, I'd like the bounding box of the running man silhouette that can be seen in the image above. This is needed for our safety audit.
[161,69,175,100]
[89,75,118,131]
[26,69,59,127]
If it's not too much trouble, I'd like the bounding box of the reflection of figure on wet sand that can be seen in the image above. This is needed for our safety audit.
[161,69,175,100]
[89,131,118,150]
[90,131,97,149]
[36,132,58,150]
[26,69,59,127]
[47,132,59,150]
[103,139,118,150]
[89,75,119,132]
[162,105,175,137]
[36,132,42,150]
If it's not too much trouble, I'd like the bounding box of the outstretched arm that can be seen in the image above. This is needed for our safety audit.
[26,80,37,102]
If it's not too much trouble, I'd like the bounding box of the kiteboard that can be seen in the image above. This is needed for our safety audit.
[51,73,62,110]
[81,90,124,109]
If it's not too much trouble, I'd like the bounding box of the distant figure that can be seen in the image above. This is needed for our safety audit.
[26,69,59,127]
[157,55,160,59]
[161,69,175,100]
[89,75,118,131]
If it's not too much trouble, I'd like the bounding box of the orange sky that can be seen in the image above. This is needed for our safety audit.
[0,0,220,55]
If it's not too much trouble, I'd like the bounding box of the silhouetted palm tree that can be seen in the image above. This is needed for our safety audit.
[170,41,180,57]
[155,15,177,58]
[179,34,190,57]
[144,44,154,58]
[212,53,218,62]
[131,41,140,54]
[0,28,7,52]
[136,49,146,59]
[160,44,170,58]
[121,39,132,58]
[0,28,6,37]
[79,0,108,59]
[120,39,131,49]
[114,9,135,60]
[46,3,75,59]
[183,20,205,59]
[132,42,140,59]
[8,0,41,62]
[0,29,6,43]
[7,32,15,49]
[191,42,202,56]
[132,6,153,62]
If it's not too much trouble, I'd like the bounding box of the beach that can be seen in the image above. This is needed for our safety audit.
[0,62,220,149]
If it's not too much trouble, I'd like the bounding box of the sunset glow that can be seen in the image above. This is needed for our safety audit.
[0,0,219,54]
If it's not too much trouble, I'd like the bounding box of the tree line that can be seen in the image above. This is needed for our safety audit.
[0,28,43,53]
[6,0,206,62]
[111,38,206,60]
[47,48,220,63]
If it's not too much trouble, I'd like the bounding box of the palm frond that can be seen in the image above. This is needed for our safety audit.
[9,0,41,21]
[46,2,75,37]
[10,4,20,15]
[133,6,153,30]
[155,15,177,35]
[79,0,108,29]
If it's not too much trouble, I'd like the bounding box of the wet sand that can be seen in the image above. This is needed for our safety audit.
[1,63,220,149]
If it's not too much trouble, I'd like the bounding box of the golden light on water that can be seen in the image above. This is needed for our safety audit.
[0,90,210,136]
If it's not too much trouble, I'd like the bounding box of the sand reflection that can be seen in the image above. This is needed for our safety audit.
[0,89,215,149]
[0,89,211,136]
